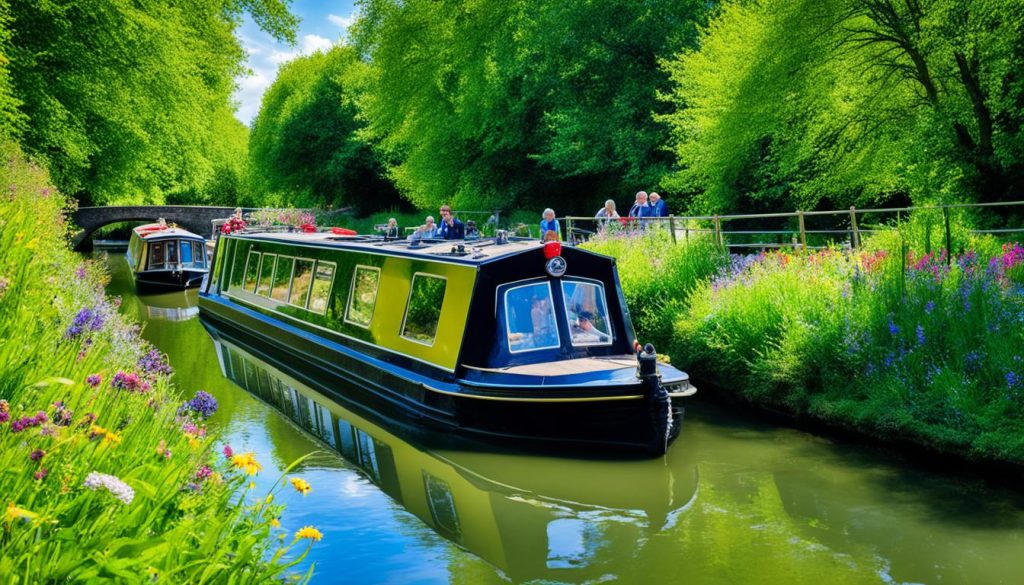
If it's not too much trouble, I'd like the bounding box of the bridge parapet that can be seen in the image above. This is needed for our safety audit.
[70,206,247,251]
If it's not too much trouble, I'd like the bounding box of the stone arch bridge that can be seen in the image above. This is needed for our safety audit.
[70,206,249,251]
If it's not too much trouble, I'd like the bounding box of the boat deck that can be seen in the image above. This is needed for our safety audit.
[464,356,639,376]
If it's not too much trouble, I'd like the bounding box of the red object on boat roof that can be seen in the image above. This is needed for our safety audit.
[543,241,562,259]
[330,227,357,236]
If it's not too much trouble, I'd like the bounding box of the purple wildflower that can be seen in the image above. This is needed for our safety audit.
[223,445,233,459]
[86,374,101,387]
[11,411,48,433]
[111,371,143,392]
[179,391,218,420]
[195,465,212,480]
[138,349,173,377]
[29,449,45,462]
[75,265,87,279]
[0,412,8,424]
[34,468,48,481]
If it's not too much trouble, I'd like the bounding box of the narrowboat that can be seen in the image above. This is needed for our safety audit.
[126,222,209,291]
[209,329,700,581]
[198,230,696,455]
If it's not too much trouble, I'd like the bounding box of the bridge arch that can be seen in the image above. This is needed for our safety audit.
[70,206,243,251]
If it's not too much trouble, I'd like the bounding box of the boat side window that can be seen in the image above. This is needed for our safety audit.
[180,241,193,266]
[561,280,612,346]
[308,261,335,315]
[244,250,260,292]
[167,239,179,265]
[345,266,380,328]
[504,282,560,353]
[256,253,275,296]
[149,242,165,269]
[271,256,293,302]
[401,273,446,345]
[289,259,314,308]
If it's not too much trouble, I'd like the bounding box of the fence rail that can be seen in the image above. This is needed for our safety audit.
[559,199,1024,258]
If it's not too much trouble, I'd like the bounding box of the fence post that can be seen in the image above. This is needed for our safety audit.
[669,215,677,244]
[797,210,807,252]
[566,217,574,244]
[943,206,952,265]
[849,206,860,249]
[713,215,722,248]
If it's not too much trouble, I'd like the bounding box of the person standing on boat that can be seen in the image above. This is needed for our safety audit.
[539,208,561,240]
[422,216,438,238]
[649,193,668,217]
[384,217,400,239]
[436,205,465,239]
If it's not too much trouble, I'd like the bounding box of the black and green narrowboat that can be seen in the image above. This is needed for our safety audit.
[127,222,208,291]
[198,230,696,454]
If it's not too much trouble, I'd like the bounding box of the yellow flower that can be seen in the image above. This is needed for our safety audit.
[265,494,274,504]
[188,437,200,448]
[248,482,256,491]
[103,431,121,445]
[231,452,262,476]
[270,518,281,528]
[289,477,312,496]
[90,424,107,436]
[210,472,223,485]
[295,526,323,542]
[5,502,37,524]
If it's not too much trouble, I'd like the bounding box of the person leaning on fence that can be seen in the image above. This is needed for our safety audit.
[465,220,480,240]
[628,191,652,218]
[649,193,668,217]
[436,204,465,240]
[539,208,561,240]
[595,199,620,223]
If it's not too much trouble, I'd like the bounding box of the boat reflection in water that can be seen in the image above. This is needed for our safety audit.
[208,328,699,582]
[141,290,199,321]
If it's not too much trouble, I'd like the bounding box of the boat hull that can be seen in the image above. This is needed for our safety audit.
[199,293,683,455]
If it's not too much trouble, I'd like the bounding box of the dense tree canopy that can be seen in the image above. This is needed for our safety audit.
[246,46,401,211]
[0,0,297,205]
[662,0,1024,213]
[350,0,708,213]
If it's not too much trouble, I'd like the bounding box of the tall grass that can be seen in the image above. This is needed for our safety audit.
[0,143,319,582]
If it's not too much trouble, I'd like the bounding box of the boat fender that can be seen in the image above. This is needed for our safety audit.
[637,343,672,455]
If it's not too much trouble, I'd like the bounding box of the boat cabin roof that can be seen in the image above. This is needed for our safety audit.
[230,231,551,265]
[132,223,204,242]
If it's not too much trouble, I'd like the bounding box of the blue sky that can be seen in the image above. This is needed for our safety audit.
[233,0,359,125]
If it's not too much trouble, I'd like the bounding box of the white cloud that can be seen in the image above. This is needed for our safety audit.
[234,67,273,124]
[328,13,356,29]
[301,34,334,54]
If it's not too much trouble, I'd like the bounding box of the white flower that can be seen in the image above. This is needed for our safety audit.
[83,471,135,505]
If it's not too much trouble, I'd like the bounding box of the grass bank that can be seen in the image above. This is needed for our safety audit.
[0,143,319,582]
[584,226,1024,465]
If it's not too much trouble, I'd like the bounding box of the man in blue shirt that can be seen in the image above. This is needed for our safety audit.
[539,208,561,240]
[649,192,668,217]
[436,205,465,239]
[628,191,653,218]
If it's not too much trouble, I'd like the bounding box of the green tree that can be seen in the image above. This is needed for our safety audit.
[1,0,297,205]
[662,0,1024,213]
[350,0,708,213]
[247,46,400,211]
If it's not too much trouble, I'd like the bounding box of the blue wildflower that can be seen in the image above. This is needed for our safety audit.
[179,391,218,419]
[888,319,899,336]
[915,325,925,346]
[1007,371,1021,389]
[138,349,173,377]
[924,301,935,314]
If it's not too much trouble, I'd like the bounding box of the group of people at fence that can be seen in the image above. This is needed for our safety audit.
[390,191,670,244]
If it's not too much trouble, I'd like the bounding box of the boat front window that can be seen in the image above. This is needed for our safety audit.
[401,273,446,345]
[180,241,204,269]
[149,242,164,269]
[561,280,612,346]
[167,240,179,265]
[504,282,560,353]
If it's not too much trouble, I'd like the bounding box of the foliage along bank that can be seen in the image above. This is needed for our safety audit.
[0,143,320,582]
[585,225,1024,465]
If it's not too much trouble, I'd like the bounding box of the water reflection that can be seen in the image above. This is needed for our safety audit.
[208,327,700,582]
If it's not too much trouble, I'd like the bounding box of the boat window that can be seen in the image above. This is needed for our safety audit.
[271,256,293,302]
[345,266,380,328]
[504,282,560,353]
[256,253,275,296]
[401,273,446,345]
[180,241,194,266]
[289,259,314,307]
[561,280,612,346]
[244,250,260,292]
[423,472,461,541]
[149,242,165,269]
[308,261,335,314]
[167,240,179,265]
[180,241,205,269]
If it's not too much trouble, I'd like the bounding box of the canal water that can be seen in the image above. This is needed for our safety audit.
[103,252,1024,584]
